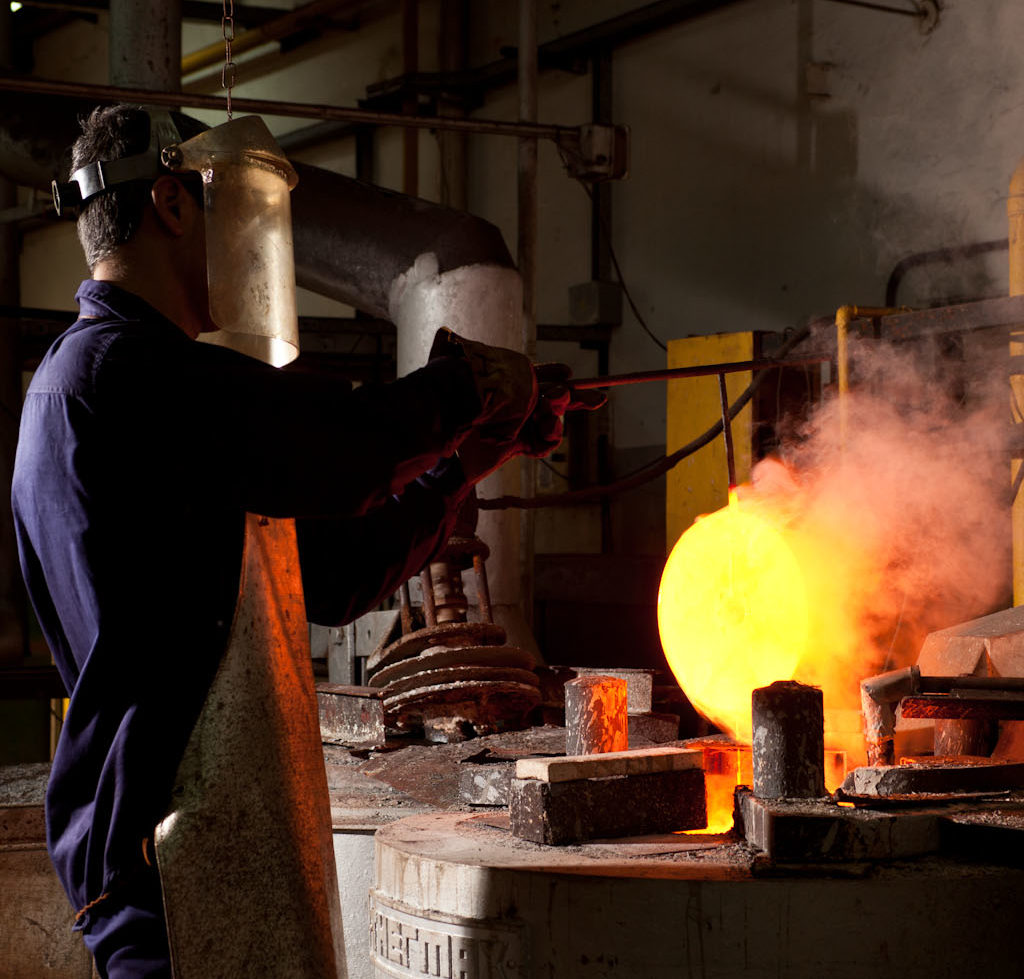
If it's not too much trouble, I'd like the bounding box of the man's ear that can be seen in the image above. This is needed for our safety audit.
[150,175,197,237]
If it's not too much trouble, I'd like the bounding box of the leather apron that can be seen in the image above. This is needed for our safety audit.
[155,514,345,977]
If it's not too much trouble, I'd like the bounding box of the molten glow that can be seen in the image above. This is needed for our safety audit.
[658,494,809,742]
[700,772,741,833]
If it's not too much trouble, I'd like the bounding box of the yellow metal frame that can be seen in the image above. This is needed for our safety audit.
[666,333,755,550]
[834,305,906,448]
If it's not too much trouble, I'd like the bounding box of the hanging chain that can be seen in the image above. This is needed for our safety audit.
[221,0,236,120]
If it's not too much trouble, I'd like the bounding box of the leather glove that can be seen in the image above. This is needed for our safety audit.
[429,327,538,438]
[516,363,607,459]
[456,364,608,485]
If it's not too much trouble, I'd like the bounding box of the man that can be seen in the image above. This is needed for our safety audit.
[12,104,577,977]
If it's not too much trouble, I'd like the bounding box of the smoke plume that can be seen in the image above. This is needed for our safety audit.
[747,333,1012,722]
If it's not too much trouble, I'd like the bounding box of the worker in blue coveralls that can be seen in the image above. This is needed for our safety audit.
[12,104,593,978]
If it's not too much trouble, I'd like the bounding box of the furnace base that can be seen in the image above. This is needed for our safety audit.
[372,811,1024,979]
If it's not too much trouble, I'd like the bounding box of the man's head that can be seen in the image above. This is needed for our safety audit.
[68,106,301,363]
[69,104,207,271]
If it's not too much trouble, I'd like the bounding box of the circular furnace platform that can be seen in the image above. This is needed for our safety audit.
[371,811,1024,978]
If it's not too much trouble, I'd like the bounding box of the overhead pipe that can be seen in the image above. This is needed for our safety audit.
[834,304,905,447]
[289,163,514,316]
[0,74,574,142]
[436,0,468,210]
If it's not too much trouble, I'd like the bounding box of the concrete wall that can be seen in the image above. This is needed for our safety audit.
[18,0,1024,558]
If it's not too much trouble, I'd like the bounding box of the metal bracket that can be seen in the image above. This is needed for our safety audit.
[558,124,630,182]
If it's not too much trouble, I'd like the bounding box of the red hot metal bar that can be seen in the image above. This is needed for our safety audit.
[569,355,828,390]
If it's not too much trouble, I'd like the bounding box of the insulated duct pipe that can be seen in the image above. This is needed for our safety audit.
[291,163,531,644]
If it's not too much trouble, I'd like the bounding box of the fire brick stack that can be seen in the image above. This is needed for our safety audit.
[509,673,708,843]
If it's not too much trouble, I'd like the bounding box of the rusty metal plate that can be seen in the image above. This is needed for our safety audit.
[384,680,542,737]
[367,621,506,673]
[368,644,537,688]
[381,666,539,699]
[841,761,1024,797]
[315,683,385,747]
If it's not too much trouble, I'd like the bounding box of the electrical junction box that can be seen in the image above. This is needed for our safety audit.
[569,280,622,326]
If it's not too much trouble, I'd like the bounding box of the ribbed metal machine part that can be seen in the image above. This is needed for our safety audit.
[366,537,539,742]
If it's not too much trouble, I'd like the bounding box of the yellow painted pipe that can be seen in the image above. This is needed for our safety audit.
[182,30,267,77]
[182,0,352,77]
[834,304,904,450]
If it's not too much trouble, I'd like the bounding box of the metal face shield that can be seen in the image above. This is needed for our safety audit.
[162,116,300,368]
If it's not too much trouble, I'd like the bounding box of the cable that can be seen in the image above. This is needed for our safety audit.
[538,457,571,483]
[567,163,668,353]
[479,323,813,510]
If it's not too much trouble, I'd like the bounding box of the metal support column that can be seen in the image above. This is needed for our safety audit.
[401,0,419,197]
[437,0,468,210]
[591,48,614,551]
[110,0,183,91]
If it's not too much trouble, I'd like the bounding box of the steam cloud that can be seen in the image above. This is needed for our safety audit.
[742,333,1012,723]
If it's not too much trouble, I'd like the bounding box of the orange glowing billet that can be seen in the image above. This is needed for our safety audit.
[657,495,809,742]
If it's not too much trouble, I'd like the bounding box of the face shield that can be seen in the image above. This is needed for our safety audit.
[162,116,300,368]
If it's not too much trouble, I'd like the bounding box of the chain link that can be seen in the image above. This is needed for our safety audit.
[221,0,236,120]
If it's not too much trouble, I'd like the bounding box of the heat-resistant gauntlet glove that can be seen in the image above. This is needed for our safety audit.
[429,329,608,488]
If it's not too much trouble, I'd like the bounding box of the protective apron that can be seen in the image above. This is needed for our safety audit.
[154,514,344,977]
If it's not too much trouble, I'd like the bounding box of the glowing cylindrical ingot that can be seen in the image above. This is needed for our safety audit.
[565,675,628,756]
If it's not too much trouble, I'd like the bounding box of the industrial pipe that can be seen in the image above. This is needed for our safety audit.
[290,162,514,317]
[518,0,538,626]
[834,304,906,447]
[860,665,921,766]
[0,75,574,142]
[181,0,357,76]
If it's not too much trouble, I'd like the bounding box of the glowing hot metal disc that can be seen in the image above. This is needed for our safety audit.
[658,496,809,740]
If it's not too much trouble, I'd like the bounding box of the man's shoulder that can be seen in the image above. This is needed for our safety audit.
[28,317,177,397]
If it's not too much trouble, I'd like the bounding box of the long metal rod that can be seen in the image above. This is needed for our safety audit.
[717,372,737,489]
[0,74,573,141]
[569,355,828,390]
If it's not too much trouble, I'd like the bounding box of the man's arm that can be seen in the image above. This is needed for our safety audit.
[99,331,483,519]
[296,456,466,626]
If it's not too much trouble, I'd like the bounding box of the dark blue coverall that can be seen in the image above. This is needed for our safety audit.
[12,279,480,977]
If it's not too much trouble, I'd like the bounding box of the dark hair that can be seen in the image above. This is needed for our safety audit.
[70,104,207,270]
